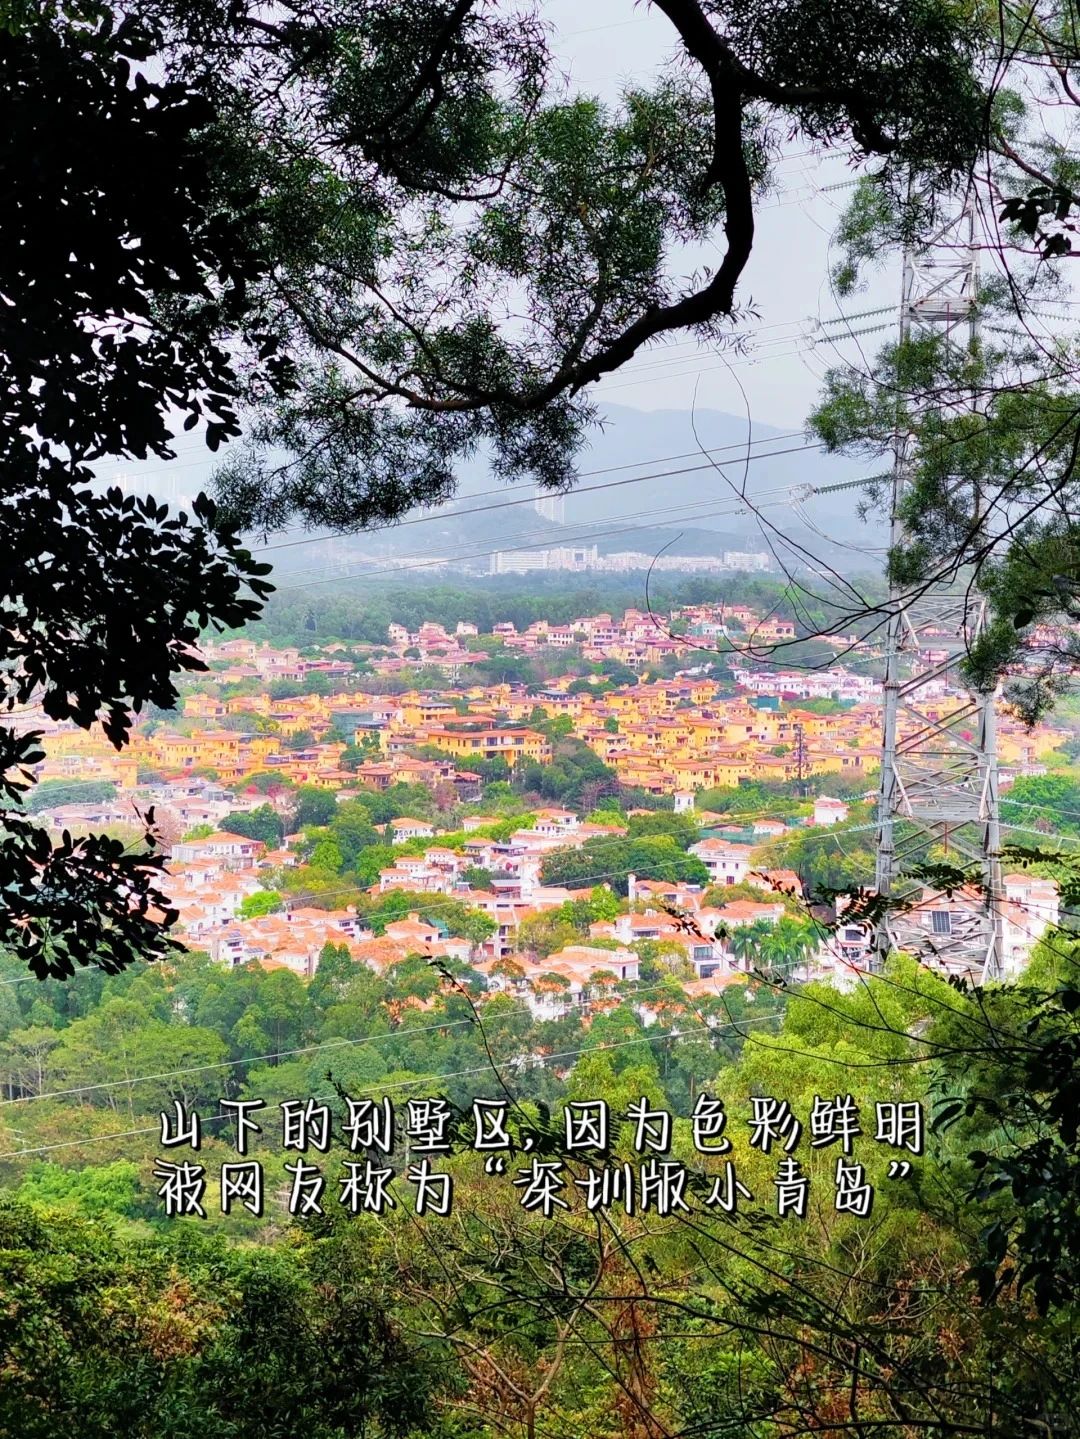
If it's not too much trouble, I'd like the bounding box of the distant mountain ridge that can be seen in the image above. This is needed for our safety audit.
[446,401,885,571]
[109,400,886,579]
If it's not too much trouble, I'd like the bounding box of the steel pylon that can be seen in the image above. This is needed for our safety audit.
[874,196,1006,982]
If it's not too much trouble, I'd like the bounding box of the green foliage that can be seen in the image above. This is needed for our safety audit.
[1001,771,1080,836]
[830,172,901,294]
[696,777,827,817]
[783,696,850,716]
[292,784,339,829]
[22,779,117,814]
[361,893,496,949]
[241,771,296,795]
[757,821,877,894]
[520,736,619,811]
[219,805,285,848]
[634,938,696,982]
[3,903,1078,1433]
[541,835,709,895]
[929,944,1080,1314]
[238,890,282,920]
[308,835,345,874]
[751,915,819,978]
[282,728,315,751]
[351,785,437,827]
[0,1199,440,1439]
[353,844,398,888]
[147,0,982,539]
[327,800,382,867]
[810,272,1080,720]
[1,9,276,976]
[461,865,494,891]
[15,1160,146,1219]
[340,731,385,770]
[251,574,804,650]
[49,997,230,1113]
[626,810,701,849]
[536,714,575,738]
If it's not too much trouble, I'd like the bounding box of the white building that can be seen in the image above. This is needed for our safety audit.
[490,545,598,575]
[813,796,850,826]
[689,839,755,887]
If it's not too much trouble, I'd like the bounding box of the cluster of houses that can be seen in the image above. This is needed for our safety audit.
[18,600,1063,805]
[155,821,797,1015]
[11,599,1070,1001]
[143,794,1061,1009]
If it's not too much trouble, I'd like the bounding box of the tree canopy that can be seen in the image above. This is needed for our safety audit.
[21,0,979,537]
[804,0,1080,717]
[1,6,276,975]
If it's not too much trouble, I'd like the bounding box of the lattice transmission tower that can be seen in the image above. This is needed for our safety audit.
[874,195,1005,982]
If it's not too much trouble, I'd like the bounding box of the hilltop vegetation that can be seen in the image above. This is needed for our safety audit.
[4,943,1080,1433]
[0,939,778,1232]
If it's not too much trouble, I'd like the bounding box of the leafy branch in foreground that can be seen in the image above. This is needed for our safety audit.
[2,11,276,974]
[118,0,984,532]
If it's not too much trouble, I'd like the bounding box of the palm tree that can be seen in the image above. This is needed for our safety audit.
[727,919,773,970]
[758,918,815,980]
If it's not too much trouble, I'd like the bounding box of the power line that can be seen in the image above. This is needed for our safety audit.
[266,502,773,588]
[591,328,816,383]
[144,829,875,988]
[89,419,811,498]
[269,501,788,592]
[10,836,1053,1138]
[255,436,820,557]
[85,322,857,499]
[19,834,1066,1139]
[593,326,874,394]
[194,842,817,928]
[266,488,792,583]
[0,976,741,1110]
[0,1017,469,1108]
[596,345,807,394]
[0,968,96,990]
[1001,821,1080,846]
[269,470,885,593]
[0,1012,786,1161]
[79,312,832,488]
[999,797,1080,827]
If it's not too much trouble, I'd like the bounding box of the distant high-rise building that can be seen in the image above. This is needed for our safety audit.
[490,544,597,575]
[721,551,772,572]
[533,494,566,525]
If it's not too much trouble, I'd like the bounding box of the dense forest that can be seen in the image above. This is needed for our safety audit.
[2,938,1080,1434]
